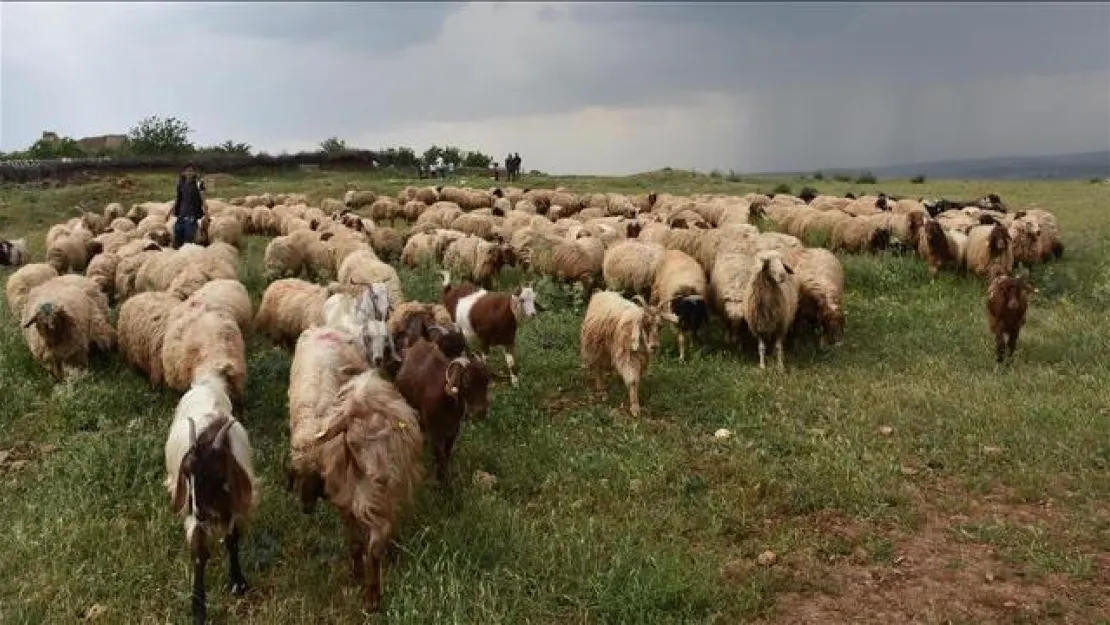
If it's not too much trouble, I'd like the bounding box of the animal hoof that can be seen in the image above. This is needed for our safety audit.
[228,580,249,596]
[510,375,520,387]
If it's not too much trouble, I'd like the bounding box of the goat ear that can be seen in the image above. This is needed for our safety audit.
[171,461,190,514]
[225,453,255,519]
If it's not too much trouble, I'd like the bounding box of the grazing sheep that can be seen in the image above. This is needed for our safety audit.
[442,235,509,289]
[579,291,675,417]
[114,250,158,303]
[650,250,708,361]
[344,189,378,209]
[986,266,1035,366]
[5,262,59,316]
[551,236,605,294]
[965,222,1014,278]
[286,327,423,613]
[601,240,666,298]
[162,298,247,403]
[46,227,95,273]
[254,279,339,347]
[117,291,180,385]
[164,372,257,625]
[338,250,406,313]
[368,227,404,262]
[917,219,968,278]
[186,279,253,333]
[19,275,115,379]
[0,237,28,266]
[85,251,121,302]
[394,339,491,486]
[742,250,799,370]
[784,247,846,348]
[708,252,756,344]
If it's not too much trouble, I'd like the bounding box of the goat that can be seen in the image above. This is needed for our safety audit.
[440,270,540,387]
[164,372,256,625]
[394,339,491,486]
[986,266,1035,367]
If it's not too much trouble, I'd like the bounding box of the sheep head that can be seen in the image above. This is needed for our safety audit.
[22,301,72,343]
[988,224,1010,255]
[513,285,540,318]
[755,251,793,284]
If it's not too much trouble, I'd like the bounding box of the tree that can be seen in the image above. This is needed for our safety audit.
[215,140,252,156]
[442,145,462,166]
[422,145,444,166]
[462,150,492,168]
[127,115,195,155]
[24,136,87,160]
[319,137,348,154]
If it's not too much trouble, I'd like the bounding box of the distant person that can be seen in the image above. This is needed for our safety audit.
[490,160,500,181]
[514,153,522,178]
[170,162,206,249]
[448,161,455,176]
[435,155,446,179]
[505,153,514,181]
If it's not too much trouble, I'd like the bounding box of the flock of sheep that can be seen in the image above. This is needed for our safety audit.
[0,180,1061,622]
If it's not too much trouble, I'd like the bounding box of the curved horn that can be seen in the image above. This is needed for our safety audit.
[213,417,236,450]
[444,359,466,397]
[631,294,648,307]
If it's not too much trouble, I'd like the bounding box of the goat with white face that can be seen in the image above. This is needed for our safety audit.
[324,283,400,369]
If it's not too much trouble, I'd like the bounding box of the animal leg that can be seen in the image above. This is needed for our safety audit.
[775,338,785,370]
[677,330,687,362]
[995,332,1007,364]
[225,523,248,595]
[342,513,367,588]
[757,340,767,369]
[366,547,383,613]
[503,344,519,387]
[1007,329,1020,363]
[434,434,456,488]
[626,378,641,417]
[190,526,210,625]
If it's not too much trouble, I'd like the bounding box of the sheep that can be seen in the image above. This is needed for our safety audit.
[742,250,800,370]
[986,266,1036,367]
[163,372,256,625]
[441,271,540,387]
[1007,217,1041,266]
[162,298,247,403]
[117,291,180,386]
[253,279,338,347]
[442,235,510,288]
[5,262,59,316]
[337,250,406,313]
[85,251,121,303]
[0,237,28,266]
[186,279,253,333]
[285,327,423,613]
[46,227,95,273]
[19,275,115,379]
[114,250,158,303]
[917,219,968,278]
[368,227,404,263]
[249,207,280,236]
[708,252,756,346]
[650,250,708,361]
[601,240,666,298]
[262,235,308,280]
[394,339,491,487]
[198,214,244,249]
[830,216,891,254]
[551,236,606,294]
[579,291,676,417]
[964,222,1014,278]
[344,189,378,209]
[166,253,240,301]
[784,247,846,348]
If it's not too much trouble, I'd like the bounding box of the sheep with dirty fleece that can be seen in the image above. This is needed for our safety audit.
[337,250,406,315]
[650,249,708,362]
[5,263,59,316]
[161,298,248,404]
[286,327,424,613]
[743,250,800,371]
[19,274,116,380]
[254,279,341,348]
[579,291,676,417]
[783,247,846,348]
[163,371,257,625]
[117,291,181,386]
[602,239,667,298]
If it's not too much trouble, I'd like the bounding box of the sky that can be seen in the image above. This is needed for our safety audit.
[2,2,1108,175]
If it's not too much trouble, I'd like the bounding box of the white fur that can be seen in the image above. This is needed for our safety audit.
[454,289,488,341]
[163,372,255,543]
[516,287,537,318]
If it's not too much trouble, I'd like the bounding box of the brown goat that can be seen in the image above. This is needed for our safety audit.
[440,271,540,387]
[394,339,491,486]
[986,267,1035,366]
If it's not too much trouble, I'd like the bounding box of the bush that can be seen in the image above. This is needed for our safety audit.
[812,171,825,181]
[855,172,877,184]
[833,173,852,183]
[910,174,926,184]
[771,183,793,195]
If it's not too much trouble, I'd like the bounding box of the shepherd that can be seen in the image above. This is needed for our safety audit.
[170,162,207,249]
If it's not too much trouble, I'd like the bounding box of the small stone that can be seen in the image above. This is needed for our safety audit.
[714,428,732,440]
[879,426,894,436]
[1003,601,1017,609]
[900,465,918,476]
[982,445,1002,455]
[83,604,107,620]
[757,550,777,566]
[629,479,643,493]
[472,470,498,490]
[985,572,995,582]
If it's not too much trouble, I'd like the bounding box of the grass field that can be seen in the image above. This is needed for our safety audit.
[1,169,1109,624]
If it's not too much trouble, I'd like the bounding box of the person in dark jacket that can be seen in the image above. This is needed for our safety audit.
[170,163,207,249]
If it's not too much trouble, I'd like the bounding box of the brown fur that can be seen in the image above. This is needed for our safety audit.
[394,340,491,486]
[986,267,1035,365]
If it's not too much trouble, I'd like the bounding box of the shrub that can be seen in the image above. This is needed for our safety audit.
[771,183,793,195]
[833,173,852,183]
[812,171,825,180]
[855,172,878,184]
[910,175,926,184]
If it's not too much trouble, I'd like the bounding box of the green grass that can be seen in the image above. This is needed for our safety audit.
[1,168,1109,623]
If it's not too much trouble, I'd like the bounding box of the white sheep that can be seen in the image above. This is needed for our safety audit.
[742,250,800,370]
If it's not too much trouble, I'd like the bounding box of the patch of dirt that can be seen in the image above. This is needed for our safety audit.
[748,485,1110,624]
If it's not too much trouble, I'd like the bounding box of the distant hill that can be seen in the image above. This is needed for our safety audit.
[778,151,1110,181]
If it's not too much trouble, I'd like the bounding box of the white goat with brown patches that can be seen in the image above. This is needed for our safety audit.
[164,371,257,625]
[742,250,799,370]
[579,291,676,417]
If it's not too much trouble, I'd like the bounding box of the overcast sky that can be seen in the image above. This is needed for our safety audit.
[2,2,1108,174]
